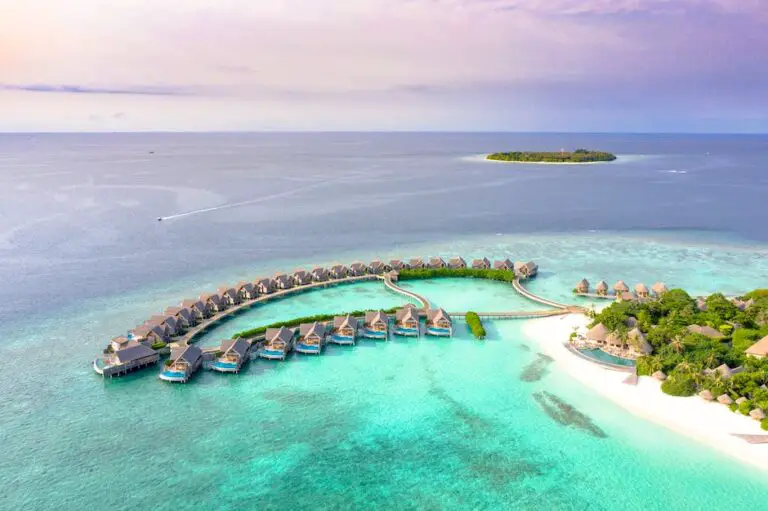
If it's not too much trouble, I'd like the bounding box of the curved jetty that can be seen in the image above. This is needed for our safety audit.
[93,255,589,381]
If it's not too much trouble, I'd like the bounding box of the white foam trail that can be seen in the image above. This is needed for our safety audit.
[159,181,327,221]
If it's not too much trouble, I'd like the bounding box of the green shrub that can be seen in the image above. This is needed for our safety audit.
[718,324,734,336]
[398,268,518,282]
[738,400,753,416]
[729,403,739,412]
[151,342,167,350]
[744,289,768,300]
[661,374,697,397]
[465,312,486,340]
[762,418,768,431]
[164,359,173,367]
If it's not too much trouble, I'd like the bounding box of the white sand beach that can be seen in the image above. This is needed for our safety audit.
[522,314,768,471]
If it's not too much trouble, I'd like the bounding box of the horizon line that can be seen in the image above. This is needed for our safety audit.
[0,130,766,136]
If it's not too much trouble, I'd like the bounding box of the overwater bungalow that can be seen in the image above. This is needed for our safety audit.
[296,322,327,354]
[652,282,668,296]
[201,293,226,314]
[159,345,203,383]
[472,257,491,269]
[292,269,313,286]
[93,343,160,377]
[515,261,539,278]
[408,258,426,269]
[746,335,768,359]
[330,315,358,345]
[428,257,446,269]
[363,310,389,340]
[255,277,275,295]
[163,307,191,330]
[585,323,609,344]
[617,291,635,303]
[329,264,349,279]
[627,328,652,355]
[311,266,330,282]
[110,336,135,352]
[369,259,390,274]
[259,327,295,360]
[389,259,405,271]
[217,287,240,306]
[236,282,256,301]
[394,307,420,337]
[349,261,369,276]
[613,281,629,294]
[426,308,452,337]
[211,338,251,373]
[274,273,294,290]
[181,299,208,321]
[635,283,650,298]
[448,257,467,269]
[494,258,514,271]
[575,279,590,294]
[147,315,182,337]
[132,322,170,343]
[595,281,609,296]
[687,324,725,339]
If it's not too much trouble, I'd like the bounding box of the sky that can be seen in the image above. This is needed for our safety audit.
[1,0,767,132]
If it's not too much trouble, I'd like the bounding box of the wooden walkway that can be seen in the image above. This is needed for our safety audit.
[448,309,569,319]
[512,279,572,310]
[382,273,430,308]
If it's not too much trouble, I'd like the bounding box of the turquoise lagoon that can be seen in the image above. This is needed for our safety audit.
[1,232,768,509]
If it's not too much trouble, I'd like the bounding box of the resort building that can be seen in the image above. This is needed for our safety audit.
[746,335,768,359]
[613,281,630,295]
[494,258,514,271]
[331,315,358,345]
[146,315,181,337]
[635,283,650,298]
[596,281,609,296]
[94,343,160,377]
[212,339,251,373]
[132,322,170,343]
[389,259,405,271]
[575,279,590,294]
[293,269,313,286]
[181,299,208,321]
[471,257,491,269]
[296,322,327,354]
[428,257,446,269]
[628,328,653,355]
[164,307,194,329]
[274,273,294,290]
[408,258,426,269]
[363,310,389,339]
[329,264,349,279]
[585,323,609,344]
[311,266,330,282]
[159,345,203,383]
[448,257,467,269]
[349,262,369,276]
[369,260,390,274]
[695,297,708,312]
[260,327,295,360]
[515,261,539,279]
[687,324,725,339]
[617,291,635,303]
[394,306,420,336]
[110,336,135,352]
[236,282,256,301]
[426,308,453,336]
[605,332,627,350]
[217,287,240,306]
[255,277,275,295]
[201,293,225,314]
[652,282,668,296]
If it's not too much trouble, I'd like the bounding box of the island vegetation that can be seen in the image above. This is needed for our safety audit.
[465,312,486,339]
[398,268,519,282]
[589,288,768,429]
[487,148,616,163]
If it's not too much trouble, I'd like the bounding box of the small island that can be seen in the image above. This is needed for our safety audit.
[487,149,617,163]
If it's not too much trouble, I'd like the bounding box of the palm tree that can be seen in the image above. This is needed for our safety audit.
[670,335,685,354]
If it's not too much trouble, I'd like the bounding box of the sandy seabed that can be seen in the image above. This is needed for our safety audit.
[522,314,768,471]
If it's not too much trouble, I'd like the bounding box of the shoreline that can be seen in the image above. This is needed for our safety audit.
[463,154,613,165]
[522,313,768,471]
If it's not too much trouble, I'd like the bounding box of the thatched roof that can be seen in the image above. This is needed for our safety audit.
[635,283,649,294]
[596,280,609,293]
[628,328,652,354]
[471,257,491,269]
[448,257,467,268]
[735,397,748,404]
[613,280,629,292]
[699,389,714,401]
[652,282,668,295]
[586,323,609,342]
[618,291,635,302]
[652,370,667,381]
[606,332,624,347]
[746,335,768,358]
[717,394,733,405]
[576,279,589,292]
[695,297,708,312]
[687,324,724,339]
[750,409,766,420]
[428,257,446,268]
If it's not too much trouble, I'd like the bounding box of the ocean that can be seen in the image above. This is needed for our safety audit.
[0,133,767,509]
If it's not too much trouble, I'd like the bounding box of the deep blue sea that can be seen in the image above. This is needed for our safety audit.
[0,133,767,509]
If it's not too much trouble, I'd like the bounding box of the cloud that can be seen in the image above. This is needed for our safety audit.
[0,83,192,96]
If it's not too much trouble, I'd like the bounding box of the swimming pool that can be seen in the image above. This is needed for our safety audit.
[426,327,452,336]
[212,361,239,371]
[393,327,419,336]
[577,348,636,367]
[159,370,187,382]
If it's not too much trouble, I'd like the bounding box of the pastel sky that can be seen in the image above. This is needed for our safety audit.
[2,0,766,132]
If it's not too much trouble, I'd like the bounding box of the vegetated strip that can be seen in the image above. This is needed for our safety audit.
[232,306,401,339]
[466,311,486,339]
[486,149,616,163]
[398,268,517,282]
